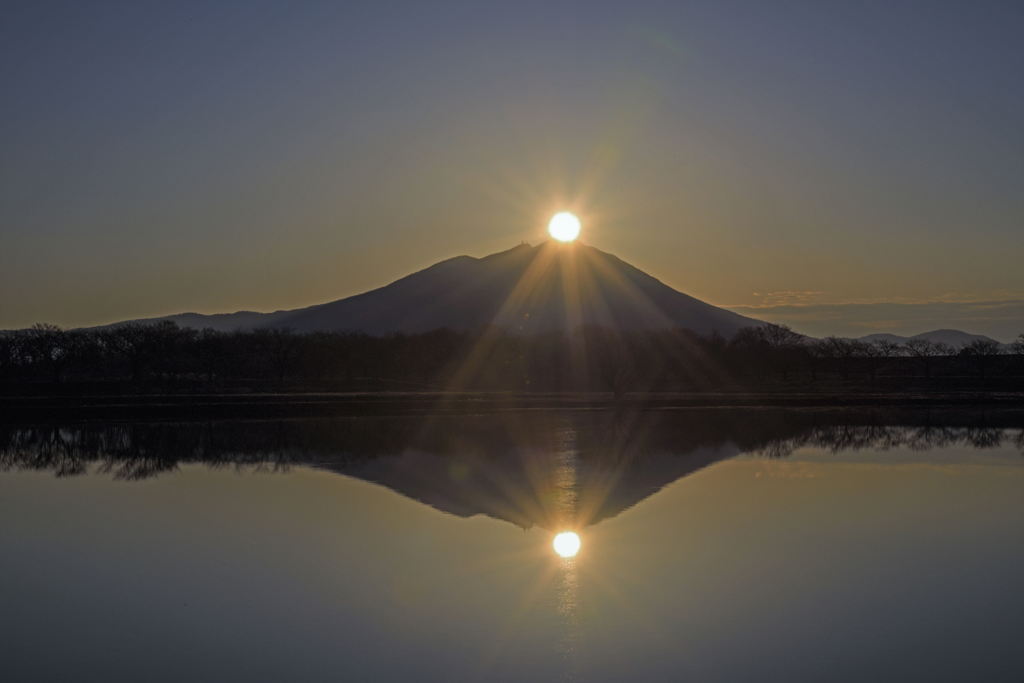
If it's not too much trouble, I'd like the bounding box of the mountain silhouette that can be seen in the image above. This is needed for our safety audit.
[330,439,738,531]
[112,242,761,337]
[857,329,1005,349]
[4,411,1021,530]
[0,412,750,529]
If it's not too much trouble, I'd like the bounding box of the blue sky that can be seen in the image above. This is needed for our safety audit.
[2,1,1022,339]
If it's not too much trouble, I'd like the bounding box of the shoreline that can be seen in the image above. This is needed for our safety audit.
[3,390,1023,421]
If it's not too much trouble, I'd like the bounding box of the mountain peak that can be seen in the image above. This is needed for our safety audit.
[102,243,763,336]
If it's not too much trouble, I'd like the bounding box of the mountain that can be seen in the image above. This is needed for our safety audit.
[108,241,762,337]
[333,442,737,530]
[0,409,778,530]
[11,411,1009,532]
[858,329,1004,349]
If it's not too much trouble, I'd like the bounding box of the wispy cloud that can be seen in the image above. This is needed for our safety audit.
[731,291,1024,310]
[746,291,826,307]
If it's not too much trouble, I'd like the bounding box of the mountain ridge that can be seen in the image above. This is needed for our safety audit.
[97,241,763,337]
[87,243,1011,344]
[857,329,1004,348]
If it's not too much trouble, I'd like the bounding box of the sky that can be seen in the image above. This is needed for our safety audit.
[2,0,1022,340]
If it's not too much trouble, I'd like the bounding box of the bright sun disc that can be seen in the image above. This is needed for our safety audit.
[548,211,581,242]
[553,531,581,558]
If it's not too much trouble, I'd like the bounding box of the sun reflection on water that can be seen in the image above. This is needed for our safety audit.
[553,531,581,558]
[556,542,580,680]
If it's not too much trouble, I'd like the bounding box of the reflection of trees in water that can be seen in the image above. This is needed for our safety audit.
[3,411,1022,531]
[2,410,1022,482]
[0,418,434,480]
[753,423,1020,459]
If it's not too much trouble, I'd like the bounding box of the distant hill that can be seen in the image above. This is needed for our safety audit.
[101,241,762,337]
[857,329,1004,349]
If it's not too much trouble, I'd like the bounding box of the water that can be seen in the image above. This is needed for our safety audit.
[2,410,1023,682]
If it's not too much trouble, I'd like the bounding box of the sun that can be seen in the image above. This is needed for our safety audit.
[548,211,581,242]
[552,531,581,558]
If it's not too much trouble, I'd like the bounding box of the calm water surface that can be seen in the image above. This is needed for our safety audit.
[2,410,1023,682]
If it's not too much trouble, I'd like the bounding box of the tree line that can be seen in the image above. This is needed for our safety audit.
[1,321,1023,393]
[4,412,1022,481]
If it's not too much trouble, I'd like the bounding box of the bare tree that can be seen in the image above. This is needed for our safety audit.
[871,339,905,358]
[960,338,1004,380]
[1012,334,1024,356]
[730,324,805,382]
[0,332,23,380]
[764,324,807,381]
[817,337,866,379]
[904,339,953,378]
[861,339,903,381]
[761,323,805,349]
[101,321,185,383]
[21,323,84,383]
[257,328,300,384]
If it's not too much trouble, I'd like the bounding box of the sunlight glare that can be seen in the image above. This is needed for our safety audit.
[548,212,581,242]
[553,531,581,558]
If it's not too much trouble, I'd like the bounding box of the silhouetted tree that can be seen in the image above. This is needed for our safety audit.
[257,328,300,384]
[731,324,807,381]
[581,326,635,397]
[193,328,229,384]
[904,339,953,378]
[17,324,99,383]
[0,333,14,380]
[101,321,186,383]
[871,339,905,358]
[960,338,1003,380]
[858,339,902,381]
[1012,334,1024,356]
[730,327,770,381]
[818,337,865,379]
[1,322,1021,393]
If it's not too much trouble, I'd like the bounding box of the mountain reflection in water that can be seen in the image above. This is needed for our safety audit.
[3,409,1022,533]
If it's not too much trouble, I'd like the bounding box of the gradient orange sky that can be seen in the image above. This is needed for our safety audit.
[2,2,1022,339]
